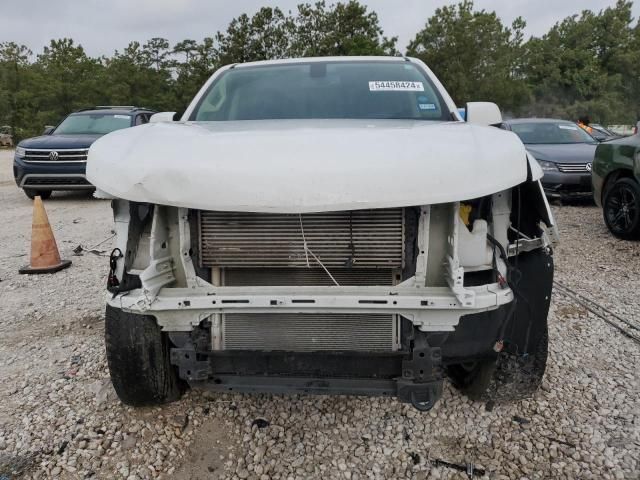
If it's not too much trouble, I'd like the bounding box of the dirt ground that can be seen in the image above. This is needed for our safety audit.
[0,148,638,480]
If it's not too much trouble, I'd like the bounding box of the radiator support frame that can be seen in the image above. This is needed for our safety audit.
[110,282,513,333]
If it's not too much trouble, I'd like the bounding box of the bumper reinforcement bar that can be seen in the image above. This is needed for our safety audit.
[112,283,513,332]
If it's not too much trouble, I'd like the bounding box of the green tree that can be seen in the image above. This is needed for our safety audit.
[0,42,33,140]
[173,38,219,112]
[407,1,530,114]
[173,39,198,63]
[524,0,634,123]
[215,7,294,65]
[291,1,397,56]
[104,41,175,111]
[214,2,396,65]
[34,38,105,127]
[142,37,171,71]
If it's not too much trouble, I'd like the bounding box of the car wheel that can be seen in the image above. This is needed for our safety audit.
[447,327,548,404]
[105,304,187,406]
[24,189,52,200]
[603,178,640,240]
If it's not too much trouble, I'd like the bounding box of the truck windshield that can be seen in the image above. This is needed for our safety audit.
[190,61,450,122]
[54,114,132,135]
[511,122,597,145]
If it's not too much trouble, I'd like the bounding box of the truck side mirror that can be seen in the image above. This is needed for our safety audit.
[465,102,502,126]
[150,112,178,123]
[43,126,55,135]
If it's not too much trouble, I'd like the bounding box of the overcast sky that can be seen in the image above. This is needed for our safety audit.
[0,0,634,57]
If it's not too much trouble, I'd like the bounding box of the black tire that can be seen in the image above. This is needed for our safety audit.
[447,328,548,403]
[24,189,52,200]
[105,304,186,406]
[603,178,640,240]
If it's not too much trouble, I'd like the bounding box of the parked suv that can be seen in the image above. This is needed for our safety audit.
[593,133,640,239]
[13,106,155,199]
[88,57,558,411]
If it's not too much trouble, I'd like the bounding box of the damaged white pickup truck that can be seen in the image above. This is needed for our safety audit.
[87,57,557,411]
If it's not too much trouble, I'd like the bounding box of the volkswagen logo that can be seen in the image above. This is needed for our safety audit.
[585,162,592,172]
[49,151,59,161]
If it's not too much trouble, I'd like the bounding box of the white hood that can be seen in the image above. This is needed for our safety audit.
[87,119,528,213]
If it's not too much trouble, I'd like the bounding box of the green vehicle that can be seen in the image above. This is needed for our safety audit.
[593,135,640,239]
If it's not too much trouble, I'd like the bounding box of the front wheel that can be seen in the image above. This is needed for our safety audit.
[105,305,186,406]
[603,178,640,240]
[24,189,52,200]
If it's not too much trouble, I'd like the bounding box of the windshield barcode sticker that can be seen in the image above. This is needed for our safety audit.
[369,81,424,92]
[558,125,578,130]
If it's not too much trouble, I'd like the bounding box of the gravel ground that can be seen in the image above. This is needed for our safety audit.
[0,148,638,480]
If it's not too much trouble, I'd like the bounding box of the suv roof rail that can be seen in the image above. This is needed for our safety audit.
[95,105,135,109]
[75,106,154,113]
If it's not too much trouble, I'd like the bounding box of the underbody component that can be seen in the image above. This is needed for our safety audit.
[168,320,445,410]
[397,333,444,411]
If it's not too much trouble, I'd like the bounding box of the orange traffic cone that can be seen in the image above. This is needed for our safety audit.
[19,196,72,274]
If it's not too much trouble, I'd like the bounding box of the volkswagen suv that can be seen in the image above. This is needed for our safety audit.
[13,106,155,199]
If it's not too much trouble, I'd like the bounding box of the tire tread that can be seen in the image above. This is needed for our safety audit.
[105,305,184,406]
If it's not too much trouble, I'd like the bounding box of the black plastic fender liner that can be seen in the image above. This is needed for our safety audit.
[512,180,555,234]
[500,248,554,355]
[446,248,553,403]
[441,248,554,361]
[439,306,507,362]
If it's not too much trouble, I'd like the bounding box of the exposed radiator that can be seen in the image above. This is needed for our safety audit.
[222,313,400,351]
[199,208,404,268]
[199,209,404,352]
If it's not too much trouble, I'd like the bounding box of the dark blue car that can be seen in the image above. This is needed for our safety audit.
[13,106,155,199]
